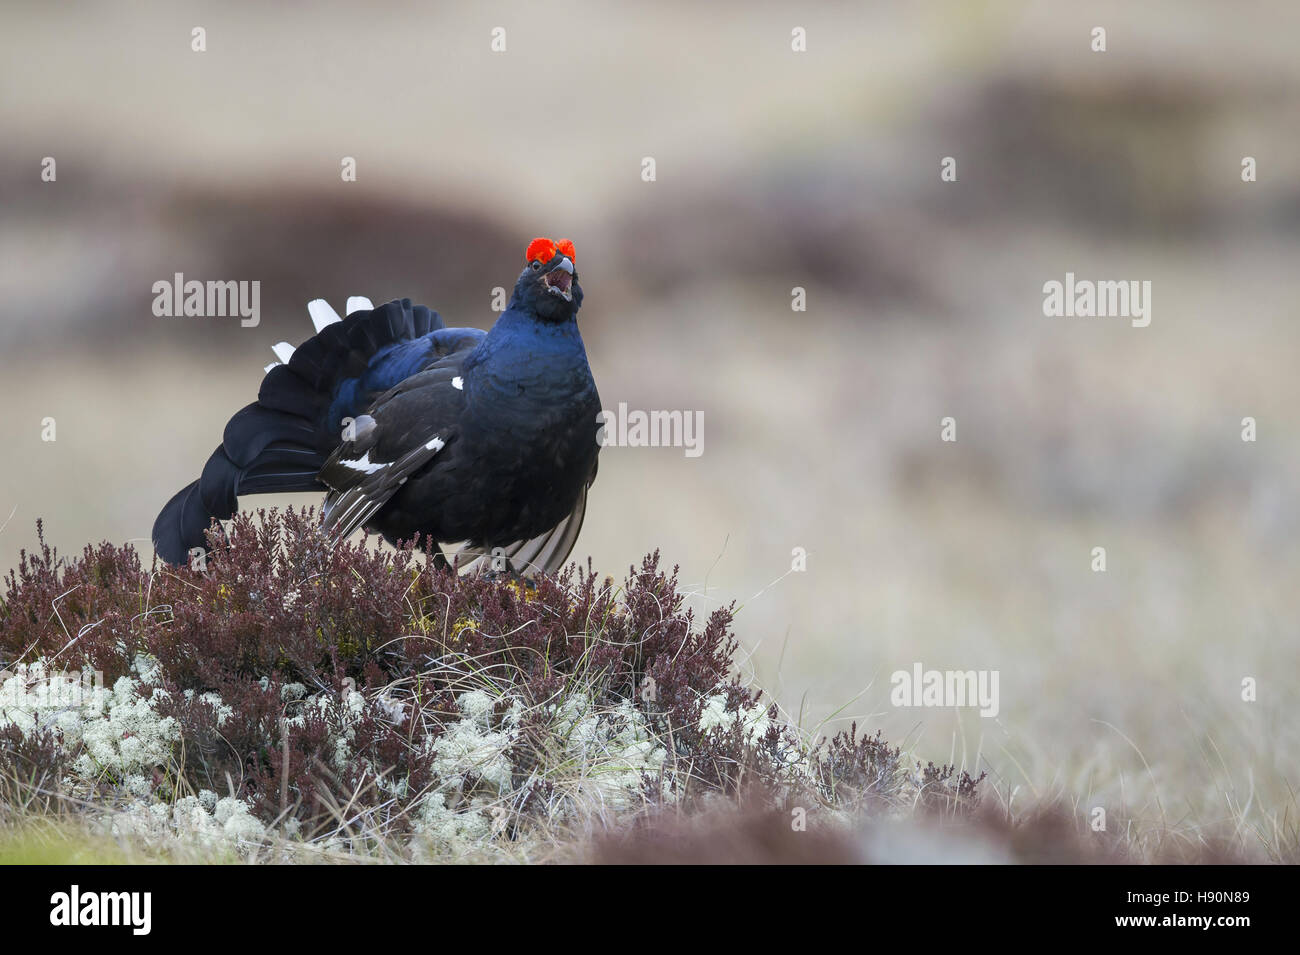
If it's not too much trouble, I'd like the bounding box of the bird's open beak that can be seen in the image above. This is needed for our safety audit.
[544,257,574,301]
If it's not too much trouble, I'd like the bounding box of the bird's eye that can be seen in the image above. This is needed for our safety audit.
[530,261,542,271]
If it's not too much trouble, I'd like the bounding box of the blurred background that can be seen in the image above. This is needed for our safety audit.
[3,2,1298,847]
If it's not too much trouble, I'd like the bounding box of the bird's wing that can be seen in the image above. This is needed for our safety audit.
[318,431,447,543]
[317,347,475,544]
[449,468,595,577]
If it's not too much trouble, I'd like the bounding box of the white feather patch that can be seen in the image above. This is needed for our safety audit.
[339,452,389,474]
[264,362,280,373]
[451,376,463,390]
[308,298,342,332]
[425,436,445,451]
[271,341,295,364]
[346,296,374,315]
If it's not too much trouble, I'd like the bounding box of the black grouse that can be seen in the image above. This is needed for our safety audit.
[152,237,601,575]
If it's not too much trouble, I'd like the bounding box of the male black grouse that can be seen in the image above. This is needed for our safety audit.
[153,237,601,576]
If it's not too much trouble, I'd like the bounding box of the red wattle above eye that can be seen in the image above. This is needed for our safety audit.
[525,238,557,264]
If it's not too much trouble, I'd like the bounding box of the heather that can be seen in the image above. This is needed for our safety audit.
[0,511,982,860]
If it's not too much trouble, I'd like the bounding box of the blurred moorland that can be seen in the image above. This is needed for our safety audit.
[2,2,1299,857]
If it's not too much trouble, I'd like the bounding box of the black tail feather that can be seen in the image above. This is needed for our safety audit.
[152,299,444,565]
[280,299,443,395]
[198,445,240,517]
[222,404,324,466]
[152,479,213,566]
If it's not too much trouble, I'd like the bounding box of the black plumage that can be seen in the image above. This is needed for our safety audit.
[153,239,601,575]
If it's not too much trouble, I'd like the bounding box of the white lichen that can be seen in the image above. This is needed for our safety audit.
[429,690,519,792]
[699,693,773,741]
[1,653,812,860]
